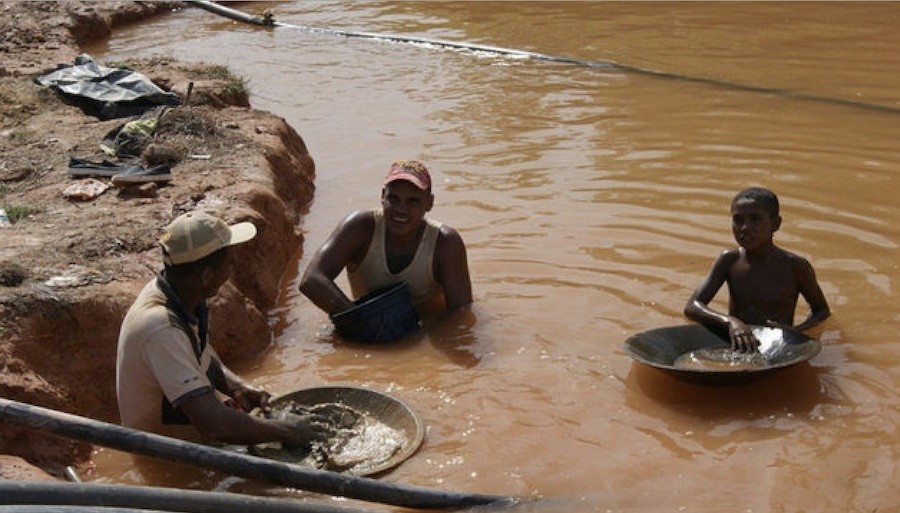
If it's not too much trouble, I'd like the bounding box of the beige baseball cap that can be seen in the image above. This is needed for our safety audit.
[159,211,257,265]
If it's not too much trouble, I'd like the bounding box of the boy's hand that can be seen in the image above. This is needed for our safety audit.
[728,317,760,353]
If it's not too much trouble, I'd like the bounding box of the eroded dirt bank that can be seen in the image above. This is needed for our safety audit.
[0,1,315,479]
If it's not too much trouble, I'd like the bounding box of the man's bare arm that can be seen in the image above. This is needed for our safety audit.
[434,226,472,312]
[208,357,271,412]
[178,390,332,446]
[298,211,373,315]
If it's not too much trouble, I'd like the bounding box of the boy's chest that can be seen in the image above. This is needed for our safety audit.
[728,261,797,304]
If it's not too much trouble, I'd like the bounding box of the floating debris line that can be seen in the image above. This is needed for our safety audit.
[189,0,899,115]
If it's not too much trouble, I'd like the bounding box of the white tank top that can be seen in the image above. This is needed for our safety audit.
[348,209,442,309]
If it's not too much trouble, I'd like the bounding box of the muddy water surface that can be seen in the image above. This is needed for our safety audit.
[86,2,899,512]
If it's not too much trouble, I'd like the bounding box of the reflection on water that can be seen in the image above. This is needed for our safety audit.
[626,362,825,422]
[86,2,899,511]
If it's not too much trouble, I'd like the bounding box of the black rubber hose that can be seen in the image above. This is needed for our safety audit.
[0,507,171,513]
[0,481,378,513]
[187,0,900,115]
[0,398,517,510]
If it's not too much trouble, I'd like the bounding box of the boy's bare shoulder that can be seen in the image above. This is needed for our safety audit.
[716,247,742,262]
[706,248,741,274]
[775,246,812,265]
[774,247,818,278]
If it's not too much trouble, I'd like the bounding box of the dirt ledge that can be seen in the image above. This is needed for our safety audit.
[0,1,315,478]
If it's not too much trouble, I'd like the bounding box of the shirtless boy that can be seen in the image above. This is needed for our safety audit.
[684,187,831,352]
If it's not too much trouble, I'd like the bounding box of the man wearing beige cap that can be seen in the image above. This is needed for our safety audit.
[117,210,333,445]
[299,160,472,338]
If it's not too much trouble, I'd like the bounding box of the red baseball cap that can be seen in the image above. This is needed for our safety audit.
[384,160,432,191]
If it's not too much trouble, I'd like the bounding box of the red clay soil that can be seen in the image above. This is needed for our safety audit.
[0,1,316,479]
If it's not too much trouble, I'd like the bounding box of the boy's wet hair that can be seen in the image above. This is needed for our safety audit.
[733,186,779,219]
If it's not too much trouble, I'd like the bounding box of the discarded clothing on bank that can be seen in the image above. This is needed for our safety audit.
[63,178,110,202]
[101,106,169,158]
[35,54,181,120]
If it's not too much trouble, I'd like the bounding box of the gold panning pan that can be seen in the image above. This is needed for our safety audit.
[251,386,425,476]
[623,324,821,385]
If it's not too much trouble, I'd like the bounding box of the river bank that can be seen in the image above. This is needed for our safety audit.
[0,1,315,480]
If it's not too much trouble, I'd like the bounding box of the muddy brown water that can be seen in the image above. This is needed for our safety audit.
[84,2,899,512]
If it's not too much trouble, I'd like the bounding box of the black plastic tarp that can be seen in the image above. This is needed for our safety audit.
[35,54,181,119]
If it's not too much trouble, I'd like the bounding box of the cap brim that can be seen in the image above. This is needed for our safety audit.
[384,173,428,190]
[228,221,257,245]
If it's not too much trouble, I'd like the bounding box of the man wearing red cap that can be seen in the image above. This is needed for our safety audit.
[299,160,472,329]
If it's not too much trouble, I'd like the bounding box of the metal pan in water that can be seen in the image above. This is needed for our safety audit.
[622,324,821,385]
